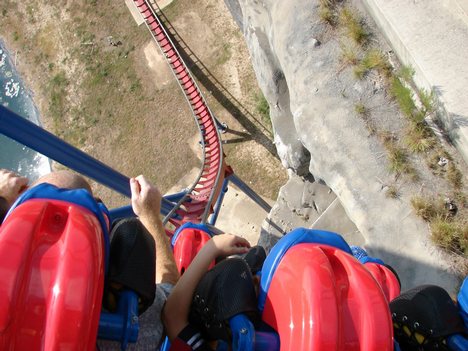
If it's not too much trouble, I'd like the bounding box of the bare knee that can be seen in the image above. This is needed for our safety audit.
[32,170,92,194]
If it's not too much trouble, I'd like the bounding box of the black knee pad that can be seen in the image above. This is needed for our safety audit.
[104,218,156,314]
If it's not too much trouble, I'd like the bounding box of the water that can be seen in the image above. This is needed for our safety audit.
[0,40,51,180]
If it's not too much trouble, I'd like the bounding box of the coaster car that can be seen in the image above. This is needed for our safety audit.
[168,226,402,351]
[2,189,466,350]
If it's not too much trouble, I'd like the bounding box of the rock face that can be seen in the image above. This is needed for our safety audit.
[225,0,460,294]
[259,170,364,250]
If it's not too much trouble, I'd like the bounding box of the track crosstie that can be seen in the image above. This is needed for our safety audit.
[132,0,230,232]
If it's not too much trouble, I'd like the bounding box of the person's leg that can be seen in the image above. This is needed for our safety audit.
[105,217,156,314]
[32,170,92,194]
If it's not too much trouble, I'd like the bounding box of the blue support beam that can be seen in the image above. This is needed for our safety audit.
[0,106,269,226]
[0,105,131,197]
[209,178,229,226]
[228,174,272,213]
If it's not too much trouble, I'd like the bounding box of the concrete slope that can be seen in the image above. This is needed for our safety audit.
[362,0,468,164]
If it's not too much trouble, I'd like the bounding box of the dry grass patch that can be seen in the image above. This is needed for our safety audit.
[354,48,391,79]
[381,132,417,179]
[411,196,446,221]
[411,195,467,256]
[385,185,399,199]
[404,124,435,153]
[319,0,338,26]
[430,217,468,255]
[354,102,367,115]
[355,103,376,134]
[339,7,369,46]
[447,163,463,189]
[320,6,336,26]
[340,43,360,66]
[387,145,416,178]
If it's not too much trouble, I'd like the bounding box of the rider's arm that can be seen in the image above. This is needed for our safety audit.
[163,234,250,341]
[130,175,179,285]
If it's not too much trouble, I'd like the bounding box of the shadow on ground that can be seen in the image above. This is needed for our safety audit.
[155,4,279,159]
[369,246,461,295]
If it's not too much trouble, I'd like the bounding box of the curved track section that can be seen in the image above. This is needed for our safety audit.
[132,0,228,231]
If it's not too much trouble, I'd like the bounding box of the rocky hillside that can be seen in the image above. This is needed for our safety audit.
[225,0,467,294]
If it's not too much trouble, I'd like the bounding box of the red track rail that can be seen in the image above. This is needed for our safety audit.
[132,0,230,230]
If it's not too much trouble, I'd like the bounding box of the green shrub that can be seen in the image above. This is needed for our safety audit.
[390,77,416,119]
[397,65,415,83]
[418,88,436,115]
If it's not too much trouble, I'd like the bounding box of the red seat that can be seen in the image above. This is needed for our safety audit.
[262,244,394,351]
[364,262,400,301]
[0,200,106,350]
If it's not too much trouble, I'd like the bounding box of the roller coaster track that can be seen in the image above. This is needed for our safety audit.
[132,0,230,231]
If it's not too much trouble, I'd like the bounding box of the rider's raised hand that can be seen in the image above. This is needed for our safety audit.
[130,175,162,220]
[210,233,251,257]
